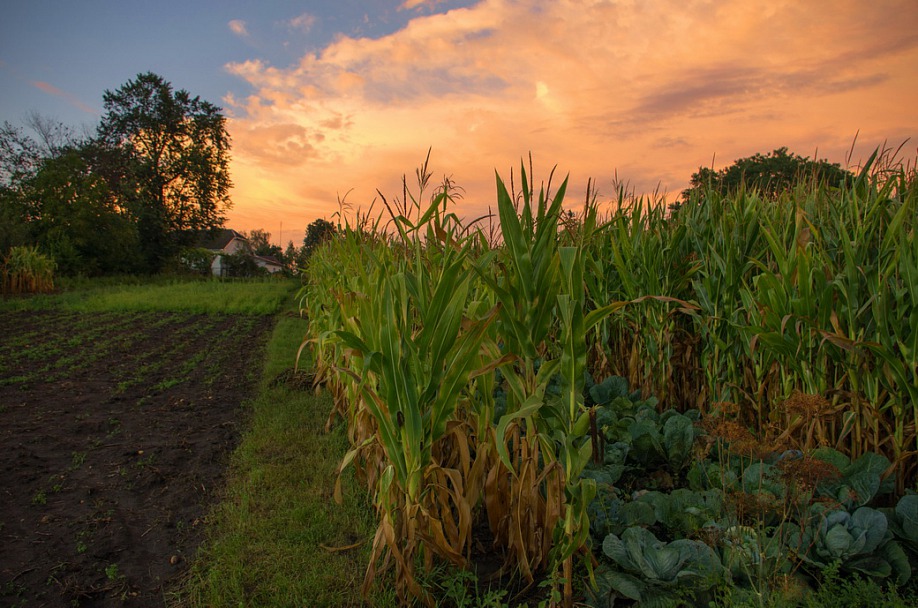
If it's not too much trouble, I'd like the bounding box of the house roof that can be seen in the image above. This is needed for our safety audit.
[253,255,284,268]
[197,228,247,251]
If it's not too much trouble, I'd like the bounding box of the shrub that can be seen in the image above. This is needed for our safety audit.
[220,251,266,278]
[176,247,216,276]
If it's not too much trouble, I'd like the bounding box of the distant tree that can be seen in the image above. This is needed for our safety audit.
[283,241,298,267]
[302,218,336,260]
[680,147,854,203]
[248,229,270,252]
[2,80,232,277]
[0,199,28,254]
[176,247,215,276]
[96,72,232,271]
[247,228,283,259]
[0,123,37,252]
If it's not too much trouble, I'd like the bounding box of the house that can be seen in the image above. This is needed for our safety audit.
[197,228,249,276]
[195,229,286,276]
[253,255,285,274]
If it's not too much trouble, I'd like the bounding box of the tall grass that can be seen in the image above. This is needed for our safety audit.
[1,245,55,295]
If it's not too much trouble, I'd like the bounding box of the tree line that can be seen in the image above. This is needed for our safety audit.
[1,72,231,275]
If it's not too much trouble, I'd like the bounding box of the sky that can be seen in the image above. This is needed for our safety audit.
[2,0,917,246]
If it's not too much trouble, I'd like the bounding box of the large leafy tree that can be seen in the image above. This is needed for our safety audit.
[302,218,336,260]
[0,122,143,274]
[680,147,854,203]
[0,119,138,275]
[97,72,232,270]
[25,146,143,275]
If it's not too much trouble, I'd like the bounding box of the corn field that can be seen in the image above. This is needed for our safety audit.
[298,150,917,605]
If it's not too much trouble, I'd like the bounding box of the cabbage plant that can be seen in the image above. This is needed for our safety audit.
[884,494,918,562]
[787,504,911,584]
[589,526,726,608]
[811,448,894,508]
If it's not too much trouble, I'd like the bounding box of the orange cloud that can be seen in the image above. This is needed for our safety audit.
[223,0,918,239]
[400,0,447,10]
[228,19,249,38]
[287,13,317,33]
[31,81,97,115]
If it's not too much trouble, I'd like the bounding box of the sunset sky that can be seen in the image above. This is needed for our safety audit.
[2,0,917,246]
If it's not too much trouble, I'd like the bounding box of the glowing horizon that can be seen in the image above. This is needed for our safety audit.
[3,1,915,247]
[221,0,918,245]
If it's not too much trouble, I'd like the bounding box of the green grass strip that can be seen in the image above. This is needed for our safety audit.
[173,313,380,607]
[0,277,295,315]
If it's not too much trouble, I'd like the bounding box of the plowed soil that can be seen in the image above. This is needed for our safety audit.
[0,310,274,607]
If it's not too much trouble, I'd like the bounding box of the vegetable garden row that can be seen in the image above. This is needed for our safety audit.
[297,151,917,606]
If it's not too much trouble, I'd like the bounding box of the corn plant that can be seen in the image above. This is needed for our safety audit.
[599,196,698,405]
[308,168,509,604]
[743,199,838,435]
[850,156,918,489]
[479,164,625,606]
[550,245,627,603]
[683,189,765,412]
[335,252,495,603]
[298,213,390,441]
[477,164,568,587]
[691,150,917,489]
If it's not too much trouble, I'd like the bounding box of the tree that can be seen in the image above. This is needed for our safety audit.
[247,228,283,259]
[0,120,141,273]
[302,218,336,260]
[0,123,40,252]
[680,147,854,203]
[24,110,78,158]
[96,72,232,271]
[0,121,41,190]
[283,241,298,266]
[221,250,264,278]
[23,146,142,275]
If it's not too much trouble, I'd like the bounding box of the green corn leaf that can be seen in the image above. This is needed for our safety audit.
[494,394,543,471]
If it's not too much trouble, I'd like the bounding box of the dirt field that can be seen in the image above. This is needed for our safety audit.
[0,310,275,607]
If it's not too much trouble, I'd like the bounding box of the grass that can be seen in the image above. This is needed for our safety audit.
[0,276,295,315]
[717,567,918,608]
[174,313,380,608]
